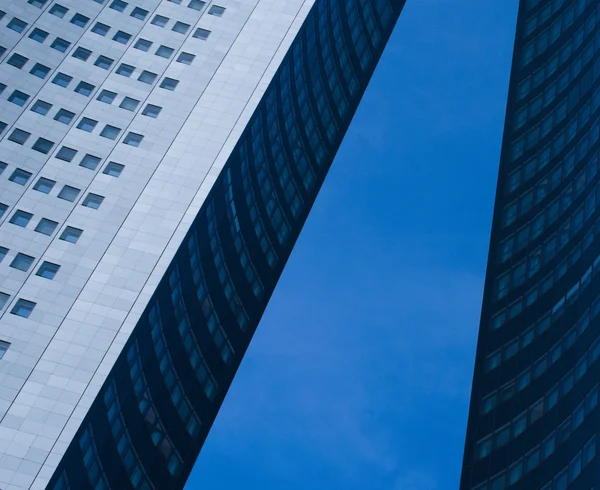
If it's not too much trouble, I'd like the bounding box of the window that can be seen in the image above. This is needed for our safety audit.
[0,203,7,218]
[123,132,143,147]
[7,53,28,69]
[49,4,68,17]
[0,298,8,314]
[208,5,225,16]
[33,178,56,194]
[131,7,148,20]
[51,38,70,52]
[54,109,75,125]
[28,0,48,7]
[31,100,52,115]
[151,15,169,27]
[52,73,73,88]
[82,193,104,209]
[9,210,33,227]
[188,0,206,10]
[138,71,157,84]
[97,90,117,104]
[113,31,132,44]
[60,226,82,243]
[80,154,101,170]
[29,28,49,43]
[116,63,135,77]
[37,262,60,280]
[74,82,95,96]
[58,185,80,202]
[193,28,210,40]
[119,97,139,111]
[30,63,51,79]
[177,52,195,65]
[56,146,77,162]
[160,78,179,91]
[10,254,34,272]
[0,162,6,175]
[100,125,121,140]
[142,104,162,118]
[134,39,152,51]
[0,247,7,262]
[71,13,90,28]
[103,162,124,177]
[110,0,127,11]
[0,83,6,95]
[9,169,32,186]
[156,45,174,59]
[8,90,30,106]
[92,22,110,36]
[172,22,190,34]
[11,299,36,318]
[77,118,98,133]
[8,129,31,145]
[32,138,55,154]
[95,56,114,70]
[0,122,6,136]
[7,18,28,33]
[72,47,92,61]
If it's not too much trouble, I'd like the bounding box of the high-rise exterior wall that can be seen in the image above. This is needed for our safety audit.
[462,0,600,489]
[0,0,405,489]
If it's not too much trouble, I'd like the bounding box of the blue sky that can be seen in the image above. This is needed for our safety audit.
[186,2,519,489]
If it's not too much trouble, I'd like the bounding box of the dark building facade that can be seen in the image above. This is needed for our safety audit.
[45,1,406,489]
[462,0,600,489]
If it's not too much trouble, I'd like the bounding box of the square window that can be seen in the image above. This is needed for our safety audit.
[193,28,210,40]
[0,47,5,58]
[11,299,36,318]
[0,122,6,135]
[9,210,33,227]
[9,168,32,186]
[8,90,30,107]
[208,5,225,16]
[32,138,55,154]
[35,219,58,238]
[0,247,8,262]
[49,4,68,17]
[8,18,28,33]
[123,132,143,147]
[60,226,82,243]
[72,47,92,61]
[119,97,139,111]
[110,0,128,11]
[177,52,195,65]
[188,0,206,10]
[116,63,135,77]
[30,63,51,79]
[131,7,148,20]
[151,15,169,27]
[58,185,80,202]
[71,13,90,28]
[95,55,114,70]
[0,203,8,218]
[0,162,6,175]
[33,177,56,194]
[52,73,73,88]
[103,162,124,177]
[8,129,31,145]
[51,38,70,52]
[100,125,121,140]
[31,100,52,115]
[0,83,6,95]
[10,253,34,272]
[7,53,28,69]
[113,30,132,44]
[156,45,174,58]
[134,38,152,51]
[160,78,179,91]
[77,117,97,133]
[82,193,104,209]
[138,71,157,84]
[80,154,101,170]
[56,146,77,162]
[142,104,162,118]
[97,90,117,104]
[92,22,110,36]
[29,28,49,43]
[75,82,95,96]
[0,296,9,313]
[54,109,76,125]
[169,0,182,4]
[37,261,60,279]
[172,22,190,34]
[28,0,48,7]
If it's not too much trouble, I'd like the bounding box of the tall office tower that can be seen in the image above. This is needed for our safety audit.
[0,0,405,489]
[461,0,600,489]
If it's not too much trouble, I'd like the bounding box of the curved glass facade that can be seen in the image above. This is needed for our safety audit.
[46,1,406,489]
[462,0,600,489]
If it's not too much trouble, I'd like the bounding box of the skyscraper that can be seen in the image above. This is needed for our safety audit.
[462,0,600,488]
[0,0,405,489]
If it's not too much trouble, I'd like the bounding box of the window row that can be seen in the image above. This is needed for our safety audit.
[522,0,584,40]
[2,208,83,242]
[0,248,60,278]
[0,294,36,318]
[79,426,109,489]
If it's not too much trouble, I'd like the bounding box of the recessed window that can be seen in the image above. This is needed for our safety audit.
[11,299,36,318]
[7,18,28,33]
[103,162,124,177]
[160,78,179,91]
[51,38,71,52]
[8,90,30,107]
[0,247,8,262]
[97,90,117,104]
[9,168,32,186]
[74,82,95,96]
[10,253,34,272]
[119,97,139,111]
[82,193,104,209]
[92,22,110,36]
[36,262,60,279]
[0,122,6,136]
[33,178,56,194]
[52,73,73,88]
[80,154,101,170]
[71,13,90,28]
[172,22,190,34]
[0,297,9,314]
[60,226,83,243]
[35,218,59,236]
[193,28,210,40]
[0,83,6,95]
[28,0,48,7]
[77,118,97,133]
[208,5,225,16]
[116,63,135,77]
[0,162,6,175]
[151,15,169,27]
[29,28,49,43]
[8,129,31,145]
[110,0,128,11]
[30,63,51,79]
[0,48,5,58]
[72,47,92,61]
[49,4,68,17]
[177,52,195,65]
[100,125,121,140]
[168,0,182,3]
[0,11,4,20]
[58,185,80,202]
[138,71,157,84]
[142,104,162,118]
[131,7,148,20]
[123,132,144,147]
[56,146,77,162]
[188,0,206,10]
[31,100,52,115]
[32,138,55,154]
[134,38,152,51]
[0,203,8,218]
[7,53,28,69]
[54,109,76,125]
[113,31,132,44]
[95,56,114,70]
[156,45,174,59]
[9,210,33,228]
